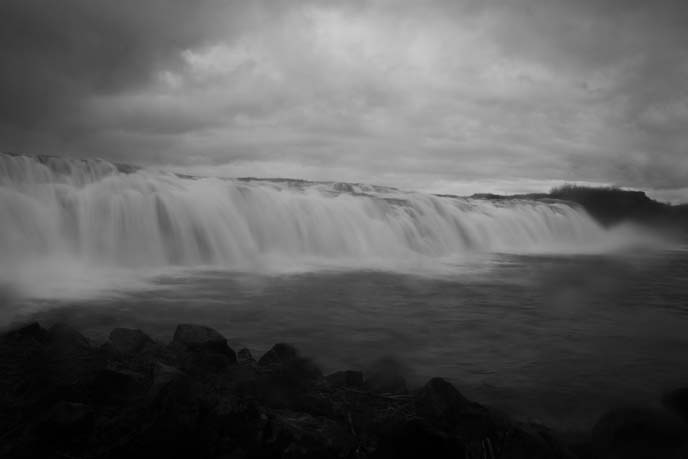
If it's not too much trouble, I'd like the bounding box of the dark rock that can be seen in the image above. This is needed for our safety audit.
[237,347,255,364]
[251,345,323,412]
[365,357,408,394]
[44,323,104,393]
[1,321,48,344]
[501,422,578,459]
[373,417,466,459]
[173,324,235,357]
[326,370,364,388]
[47,322,91,348]
[153,361,185,386]
[35,401,94,450]
[663,387,688,423]
[148,361,186,401]
[259,343,299,366]
[262,410,357,458]
[172,324,237,371]
[415,377,469,425]
[1,399,95,458]
[107,327,154,355]
[91,364,148,403]
[592,405,688,459]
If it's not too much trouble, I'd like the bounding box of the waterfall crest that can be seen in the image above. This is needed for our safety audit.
[0,153,652,272]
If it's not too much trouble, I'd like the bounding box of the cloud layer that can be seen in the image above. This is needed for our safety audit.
[1,0,687,198]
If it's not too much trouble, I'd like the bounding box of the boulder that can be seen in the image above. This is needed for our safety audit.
[44,323,104,393]
[1,321,47,344]
[259,343,299,366]
[365,357,408,394]
[173,324,235,357]
[414,377,470,425]
[38,400,94,439]
[262,410,356,458]
[237,347,255,364]
[172,324,237,371]
[107,328,154,355]
[91,364,148,403]
[373,417,466,459]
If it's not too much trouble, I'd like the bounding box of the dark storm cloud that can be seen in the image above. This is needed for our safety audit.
[0,0,272,127]
[1,0,687,198]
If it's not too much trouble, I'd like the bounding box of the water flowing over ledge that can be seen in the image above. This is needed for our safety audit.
[0,153,664,298]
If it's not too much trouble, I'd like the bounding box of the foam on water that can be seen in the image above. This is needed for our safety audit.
[0,153,666,300]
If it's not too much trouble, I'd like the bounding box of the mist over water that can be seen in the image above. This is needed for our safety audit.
[0,153,665,300]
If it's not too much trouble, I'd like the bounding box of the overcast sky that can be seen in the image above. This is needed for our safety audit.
[1,0,687,200]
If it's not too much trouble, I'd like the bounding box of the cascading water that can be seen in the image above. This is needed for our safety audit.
[0,153,657,299]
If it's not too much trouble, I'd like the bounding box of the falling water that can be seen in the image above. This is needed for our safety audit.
[0,153,661,299]
[0,152,656,267]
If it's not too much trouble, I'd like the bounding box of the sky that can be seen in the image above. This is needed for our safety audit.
[1,0,687,201]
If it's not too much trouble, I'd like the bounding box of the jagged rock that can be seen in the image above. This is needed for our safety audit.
[326,370,364,388]
[91,364,149,403]
[259,343,299,366]
[44,323,104,393]
[148,361,187,401]
[37,400,94,441]
[365,357,408,394]
[414,377,469,425]
[172,324,237,371]
[153,361,185,386]
[500,422,578,459]
[262,410,356,458]
[173,324,235,357]
[107,327,154,355]
[238,347,255,364]
[373,417,466,459]
[592,405,688,459]
[1,321,47,344]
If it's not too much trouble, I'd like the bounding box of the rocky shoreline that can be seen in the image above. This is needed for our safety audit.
[1,322,687,458]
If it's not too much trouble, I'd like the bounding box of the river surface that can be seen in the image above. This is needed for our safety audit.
[5,248,687,431]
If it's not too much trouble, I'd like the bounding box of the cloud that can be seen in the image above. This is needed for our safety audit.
[1,0,687,197]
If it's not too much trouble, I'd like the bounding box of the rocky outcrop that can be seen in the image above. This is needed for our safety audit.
[0,322,685,458]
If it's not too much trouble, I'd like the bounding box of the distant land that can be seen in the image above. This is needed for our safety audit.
[465,185,688,232]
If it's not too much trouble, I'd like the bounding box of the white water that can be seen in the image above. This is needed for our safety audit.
[0,153,661,299]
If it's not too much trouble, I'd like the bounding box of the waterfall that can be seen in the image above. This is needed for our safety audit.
[0,153,653,273]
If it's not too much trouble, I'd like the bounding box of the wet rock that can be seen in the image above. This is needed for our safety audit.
[259,343,299,366]
[663,387,688,423]
[173,324,236,358]
[237,347,255,364]
[32,401,94,454]
[253,345,323,411]
[262,410,356,459]
[414,377,469,425]
[44,323,104,394]
[592,405,688,459]
[373,417,466,459]
[365,357,408,394]
[326,370,364,388]
[40,400,94,435]
[148,361,186,401]
[500,422,578,459]
[91,364,148,403]
[107,327,154,355]
[172,324,237,372]
[1,321,48,344]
